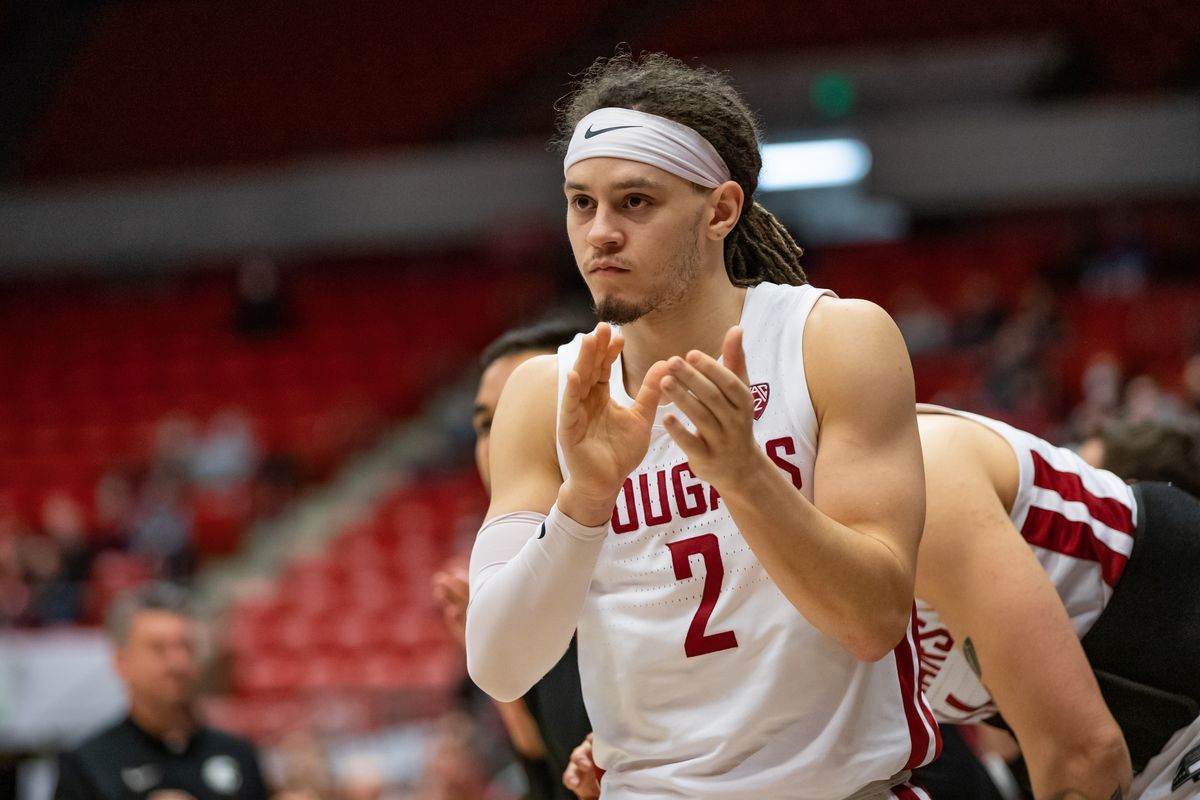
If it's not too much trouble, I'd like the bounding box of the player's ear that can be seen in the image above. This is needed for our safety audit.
[706,180,744,241]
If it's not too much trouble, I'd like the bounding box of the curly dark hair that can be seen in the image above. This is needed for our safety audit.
[1096,417,1200,498]
[554,50,807,288]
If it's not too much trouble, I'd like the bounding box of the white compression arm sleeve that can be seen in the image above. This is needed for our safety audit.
[466,504,608,702]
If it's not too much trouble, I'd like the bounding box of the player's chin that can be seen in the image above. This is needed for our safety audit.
[594,295,648,326]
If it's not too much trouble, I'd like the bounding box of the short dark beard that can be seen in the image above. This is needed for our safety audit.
[595,296,648,325]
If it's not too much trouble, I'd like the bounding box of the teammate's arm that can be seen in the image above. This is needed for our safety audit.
[916,419,1131,799]
[661,299,923,659]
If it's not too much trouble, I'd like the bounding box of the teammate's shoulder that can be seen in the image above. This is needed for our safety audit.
[506,352,558,392]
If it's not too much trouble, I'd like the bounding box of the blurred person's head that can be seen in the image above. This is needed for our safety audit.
[1081,417,1200,497]
[95,470,135,531]
[152,413,198,478]
[553,50,807,315]
[41,490,86,544]
[208,406,254,439]
[1183,353,1200,410]
[956,271,1001,313]
[107,582,201,730]
[238,254,281,302]
[339,764,384,800]
[474,319,583,491]
[419,712,488,800]
[1124,373,1167,423]
[1080,351,1123,411]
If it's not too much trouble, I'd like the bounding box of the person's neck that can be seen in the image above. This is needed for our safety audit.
[619,271,746,398]
[129,698,197,743]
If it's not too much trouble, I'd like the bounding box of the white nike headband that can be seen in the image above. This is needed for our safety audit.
[563,107,731,188]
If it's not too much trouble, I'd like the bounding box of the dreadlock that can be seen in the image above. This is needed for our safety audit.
[553,50,807,288]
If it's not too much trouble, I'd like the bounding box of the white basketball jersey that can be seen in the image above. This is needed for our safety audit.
[555,283,939,799]
[913,405,1140,723]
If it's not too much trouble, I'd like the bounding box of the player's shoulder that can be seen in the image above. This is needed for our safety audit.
[806,295,896,334]
[804,295,906,367]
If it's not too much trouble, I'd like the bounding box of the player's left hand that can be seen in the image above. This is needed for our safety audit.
[660,326,765,491]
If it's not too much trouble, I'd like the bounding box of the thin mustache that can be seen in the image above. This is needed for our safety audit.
[587,256,633,271]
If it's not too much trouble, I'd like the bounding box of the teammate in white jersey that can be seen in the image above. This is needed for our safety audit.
[912,407,1200,799]
[465,52,938,799]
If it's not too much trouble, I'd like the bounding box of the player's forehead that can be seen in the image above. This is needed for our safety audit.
[564,157,689,194]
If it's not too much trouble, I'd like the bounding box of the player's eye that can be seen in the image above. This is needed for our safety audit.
[625,194,650,209]
[569,196,593,211]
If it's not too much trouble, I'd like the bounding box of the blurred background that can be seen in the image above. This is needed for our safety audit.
[0,0,1197,798]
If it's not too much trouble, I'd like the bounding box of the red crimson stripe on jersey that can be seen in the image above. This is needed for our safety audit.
[1030,451,1135,535]
[894,606,942,770]
[1022,508,1129,587]
[889,783,932,800]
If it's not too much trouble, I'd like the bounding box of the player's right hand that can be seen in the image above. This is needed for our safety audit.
[558,323,667,526]
[563,733,600,800]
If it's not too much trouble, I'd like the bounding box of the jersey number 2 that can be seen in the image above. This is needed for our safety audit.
[667,533,739,658]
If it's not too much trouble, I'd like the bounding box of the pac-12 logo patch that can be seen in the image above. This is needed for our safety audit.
[751,383,770,420]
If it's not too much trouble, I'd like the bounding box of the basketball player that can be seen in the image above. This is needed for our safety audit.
[465,52,939,798]
[913,407,1200,799]
[433,319,591,800]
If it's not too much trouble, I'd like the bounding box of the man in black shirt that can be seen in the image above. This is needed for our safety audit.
[55,583,270,800]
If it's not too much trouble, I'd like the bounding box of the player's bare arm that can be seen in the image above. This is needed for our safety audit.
[662,298,924,660]
[466,325,667,701]
[481,353,561,520]
[915,414,1131,799]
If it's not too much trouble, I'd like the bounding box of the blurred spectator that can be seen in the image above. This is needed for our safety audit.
[952,272,1007,350]
[416,713,495,800]
[1123,374,1185,425]
[339,755,387,800]
[273,730,333,800]
[1067,351,1124,440]
[193,408,261,489]
[94,469,137,549]
[30,491,94,623]
[892,285,951,355]
[984,279,1063,416]
[234,255,294,338]
[1183,353,1200,416]
[152,414,199,484]
[130,475,194,580]
[0,533,31,625]
[1079,209,1152,297]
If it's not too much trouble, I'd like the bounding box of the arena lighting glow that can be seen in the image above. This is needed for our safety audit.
[758,138,872,191]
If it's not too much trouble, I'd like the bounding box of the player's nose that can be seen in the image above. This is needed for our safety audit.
[585,205,624,250]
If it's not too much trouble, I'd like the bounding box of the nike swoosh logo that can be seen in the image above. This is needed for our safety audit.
[537,523,547,540]
[584,124,642,139]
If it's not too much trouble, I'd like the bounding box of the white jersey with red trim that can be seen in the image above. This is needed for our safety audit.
[913,405,1139,723]
[555,283,940,799]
